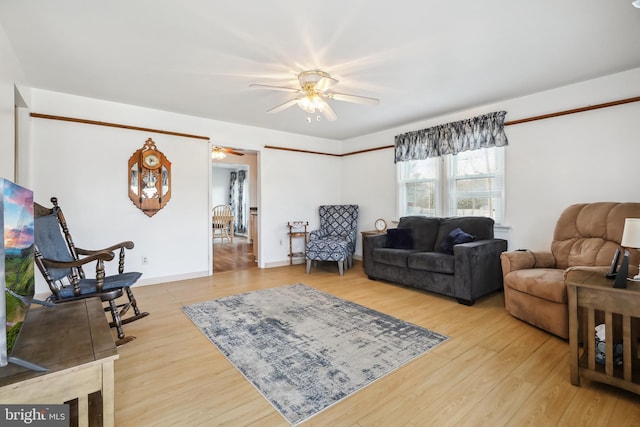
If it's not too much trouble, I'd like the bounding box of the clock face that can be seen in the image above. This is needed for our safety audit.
[375,218,387,232]
[143,152,160,169]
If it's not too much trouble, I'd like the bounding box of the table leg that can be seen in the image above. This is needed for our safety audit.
[78,395,89,427]
[102,362,115,427]
[568,284,580,385]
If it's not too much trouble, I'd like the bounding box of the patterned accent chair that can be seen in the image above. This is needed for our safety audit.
[306,205,359,276]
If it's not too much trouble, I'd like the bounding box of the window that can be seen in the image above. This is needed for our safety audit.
[397,147,505,224]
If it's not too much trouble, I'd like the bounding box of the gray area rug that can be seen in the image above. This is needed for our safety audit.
[182,283,448,425]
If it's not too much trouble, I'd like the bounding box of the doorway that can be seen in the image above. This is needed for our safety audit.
[212,150,258,273]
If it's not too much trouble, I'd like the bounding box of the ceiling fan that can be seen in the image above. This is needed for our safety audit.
[212,146,244,160]
[250,70,379,122]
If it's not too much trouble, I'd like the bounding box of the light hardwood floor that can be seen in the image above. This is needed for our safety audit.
[113,263,640,426]
[213,236,256,273]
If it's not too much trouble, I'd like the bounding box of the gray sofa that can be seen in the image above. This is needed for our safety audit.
[363,216,507,305]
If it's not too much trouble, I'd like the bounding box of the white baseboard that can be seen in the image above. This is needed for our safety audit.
[135,270,210,287]
[263,258,306,268]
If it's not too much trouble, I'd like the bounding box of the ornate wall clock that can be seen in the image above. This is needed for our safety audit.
[128,138,171,217]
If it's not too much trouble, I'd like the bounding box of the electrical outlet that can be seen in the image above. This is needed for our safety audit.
[279,240,283,246]
[141,256,149,264]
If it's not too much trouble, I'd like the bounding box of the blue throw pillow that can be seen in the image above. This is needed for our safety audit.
[440,228,475,254]
[385,228,414,249]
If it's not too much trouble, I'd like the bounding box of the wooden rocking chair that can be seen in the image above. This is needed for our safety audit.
[33,197,149,345]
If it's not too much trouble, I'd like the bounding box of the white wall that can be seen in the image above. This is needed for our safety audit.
[27,89,342,291]
[0,25,28,181]
[260,148,341,267]
[7,21,640,287]
[30,105,211,292]
[342,67,640,255]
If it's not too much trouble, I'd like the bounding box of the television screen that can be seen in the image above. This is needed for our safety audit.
[0,178,35,368]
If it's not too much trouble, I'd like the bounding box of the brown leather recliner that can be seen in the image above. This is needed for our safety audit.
[501,202,640,339]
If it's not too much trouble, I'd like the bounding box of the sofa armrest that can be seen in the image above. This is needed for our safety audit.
[500,250,555,275]
[363,233,387,273]
[453,239,508,303]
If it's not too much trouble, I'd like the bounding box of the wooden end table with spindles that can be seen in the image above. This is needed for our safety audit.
[566,268,640,395]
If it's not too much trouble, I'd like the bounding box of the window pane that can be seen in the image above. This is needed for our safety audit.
[455,196,499,217]
[456,176,496,193]
[451,147,503,222]
[405,181,436,215]
[397,147,504,223]
[402,159,437,180]
[454,148,496,175]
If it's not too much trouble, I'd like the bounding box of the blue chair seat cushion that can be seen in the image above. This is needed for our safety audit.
[55,272,142,299]
[306,237,350,262]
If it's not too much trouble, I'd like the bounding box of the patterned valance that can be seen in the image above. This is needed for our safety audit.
[394,111,508,163]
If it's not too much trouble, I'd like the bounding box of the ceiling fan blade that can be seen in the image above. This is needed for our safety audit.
[319,99,337,122]
[212,146,246,157]
[226,148,245,156]
[328,92,380,105]
[314,76,338,93]
[267,98,300,113]
[249,83,300,93]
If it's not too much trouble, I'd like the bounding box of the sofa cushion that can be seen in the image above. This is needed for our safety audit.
[372,248,417,268]
[435,217,494,252]
[504,268,567,303]
[397,216,441,251]
[385,228,413,249]
[408,252,455,274]
[439,227,475,254]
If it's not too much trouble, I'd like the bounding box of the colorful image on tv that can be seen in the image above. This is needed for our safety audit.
[2,180,35,355]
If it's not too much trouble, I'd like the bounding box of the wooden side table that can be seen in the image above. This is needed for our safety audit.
[0,298,119,426]
[288,221,308,265]
[566,268,640,395]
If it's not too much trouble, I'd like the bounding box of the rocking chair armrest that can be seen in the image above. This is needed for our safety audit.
[41,250,115,268]
[76,241,135,255]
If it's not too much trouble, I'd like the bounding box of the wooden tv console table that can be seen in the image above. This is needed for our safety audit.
[0,298,119,427]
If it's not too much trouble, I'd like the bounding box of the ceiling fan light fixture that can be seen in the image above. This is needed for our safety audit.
[297,94,325,114]
[211,146,227,160]
[298,70,329,87]
[251,69,379,121]
[297,96,313,113]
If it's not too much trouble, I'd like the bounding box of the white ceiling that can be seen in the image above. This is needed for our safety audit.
[1,1,639,141]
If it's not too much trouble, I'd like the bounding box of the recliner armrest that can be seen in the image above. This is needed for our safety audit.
[500,250,555,275]
[564,265,610,280]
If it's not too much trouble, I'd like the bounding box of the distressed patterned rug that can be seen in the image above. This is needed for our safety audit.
[182,283,448,425]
